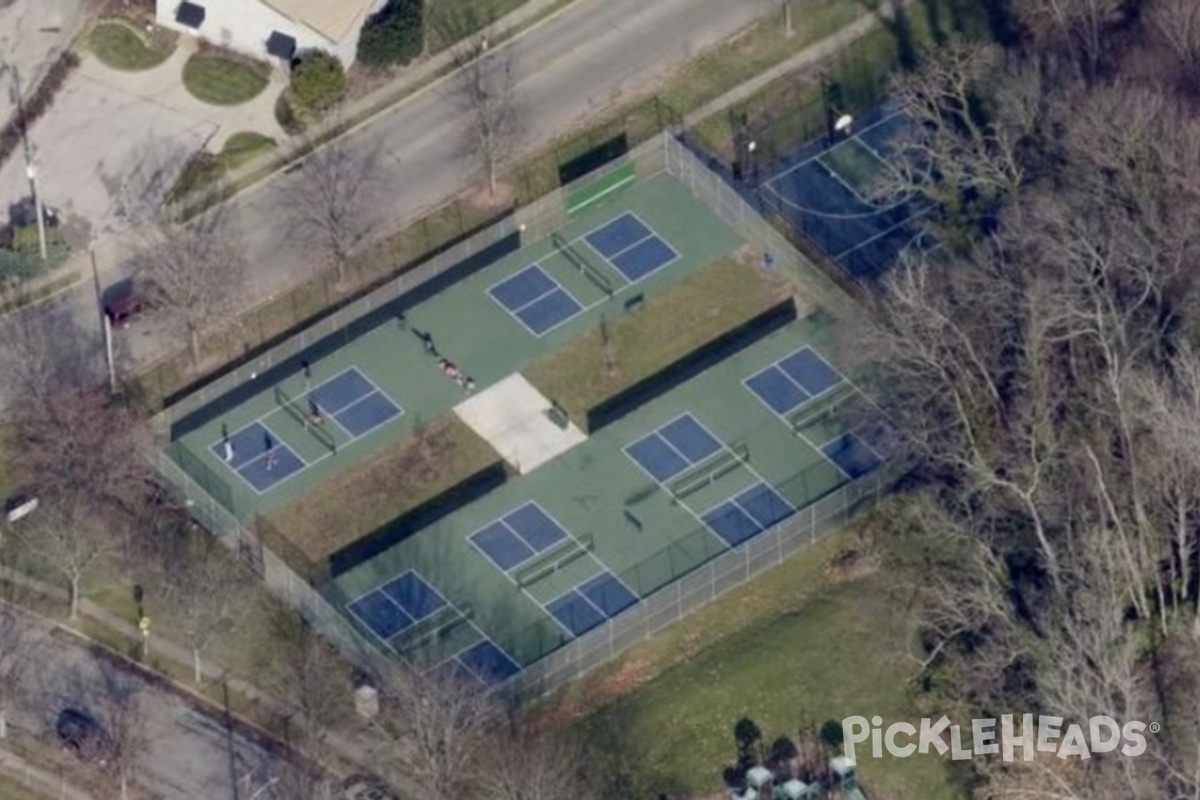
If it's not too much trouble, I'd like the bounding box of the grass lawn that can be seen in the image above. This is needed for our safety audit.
[513,0,863,201]
[262,414,499,566]
[0,772,54,800]
[168,131,277,204]
[87,20,175,71]
[0,425,16,501]
[561,526,968,800]
[426,0,532,51]
[523,250,793,426]
[183,54,270,105]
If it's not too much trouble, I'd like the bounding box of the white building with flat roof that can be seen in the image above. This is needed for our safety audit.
[156,0,387,66]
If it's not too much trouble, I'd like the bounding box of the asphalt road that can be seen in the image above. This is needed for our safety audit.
[48,0,777,367]
[9,615,291,800]
[231,0,775,298]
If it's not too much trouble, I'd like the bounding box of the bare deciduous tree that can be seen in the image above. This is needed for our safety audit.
[0,309,151,517]
[152,528,250,684]
[377,667,498,798]
[440,8,521,201]
[865,44,1200,797]
[1013,0,1129,79]
[1146,0,1200,91]
[15,500,113,619]
[281,135,381,285]
[270,617,352,760]
[881,39,1037,235]
[476,712,597,800]
[133,211,247,365]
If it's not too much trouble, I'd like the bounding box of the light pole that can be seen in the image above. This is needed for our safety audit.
[26,154,48,262]
[6,62,49,262]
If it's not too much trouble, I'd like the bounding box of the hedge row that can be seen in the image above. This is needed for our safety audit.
[0,51,81,171]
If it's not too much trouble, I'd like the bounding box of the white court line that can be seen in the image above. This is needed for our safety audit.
[610,236,681,283]
[620,413,742,550]
[577,568,641,613]
[210,419,307,496]
[739,347,855,480]
[466,517,534,585]
[537,587,591,637]
[834,204,934,261]
[815,152,871,206]
[485,263,557,310]
[623,411,725,483]
[731,482,797,530]
[577,211,650,264]
[815,135,897,206]
[443,632,523,685]
[201,366,403,495]
[527,283,588,340]
[332,390,407,440]
[345,588,415,650]
[764,111,907,191]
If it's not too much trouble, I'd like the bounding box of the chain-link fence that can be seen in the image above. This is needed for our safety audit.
[158,136,670,430]
[154,131,890,698]
[511,465,889,699]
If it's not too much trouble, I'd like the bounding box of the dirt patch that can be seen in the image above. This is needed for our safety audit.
[463,180,514,211]
[524,252,792,425]
[262,414,499,563]
[538,653,660,724]
[824,545,880,583]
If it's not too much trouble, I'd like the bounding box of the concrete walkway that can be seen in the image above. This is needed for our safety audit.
[682,1,910,128]
[0,745,95,800]
[76,35,287,152]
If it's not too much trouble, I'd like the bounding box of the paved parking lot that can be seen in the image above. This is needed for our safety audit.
[0,24,284,240]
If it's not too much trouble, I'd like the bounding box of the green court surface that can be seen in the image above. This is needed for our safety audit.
[323,313,873,671]
[168,173,741,522]
[818,137,890,198]
[166,162,887,682]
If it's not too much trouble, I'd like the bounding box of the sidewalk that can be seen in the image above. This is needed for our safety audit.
[682,1,910,128]
[0,745,95,800]
[217,0,576,193]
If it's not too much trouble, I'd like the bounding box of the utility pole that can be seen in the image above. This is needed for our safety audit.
[7,64,48,261]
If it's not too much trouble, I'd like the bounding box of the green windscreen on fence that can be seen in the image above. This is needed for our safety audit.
[566,162,636,218]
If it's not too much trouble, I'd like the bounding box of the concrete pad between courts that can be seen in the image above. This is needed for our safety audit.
[454,374,587,474]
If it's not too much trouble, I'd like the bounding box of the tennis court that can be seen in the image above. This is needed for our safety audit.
[205,366,404,494]
[487,211,680,337]
[757,104,933,279]
[324,312,886,681]
[166,173,741,523]
[163,138,891,690]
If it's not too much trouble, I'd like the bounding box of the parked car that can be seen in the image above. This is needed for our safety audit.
[56,708,115,766]
[102,278,143,328]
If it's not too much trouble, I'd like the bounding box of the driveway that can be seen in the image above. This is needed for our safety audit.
[0,0,85,124]
[0,34,286,242]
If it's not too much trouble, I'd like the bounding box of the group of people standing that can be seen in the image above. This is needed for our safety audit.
[408,319,476,395]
